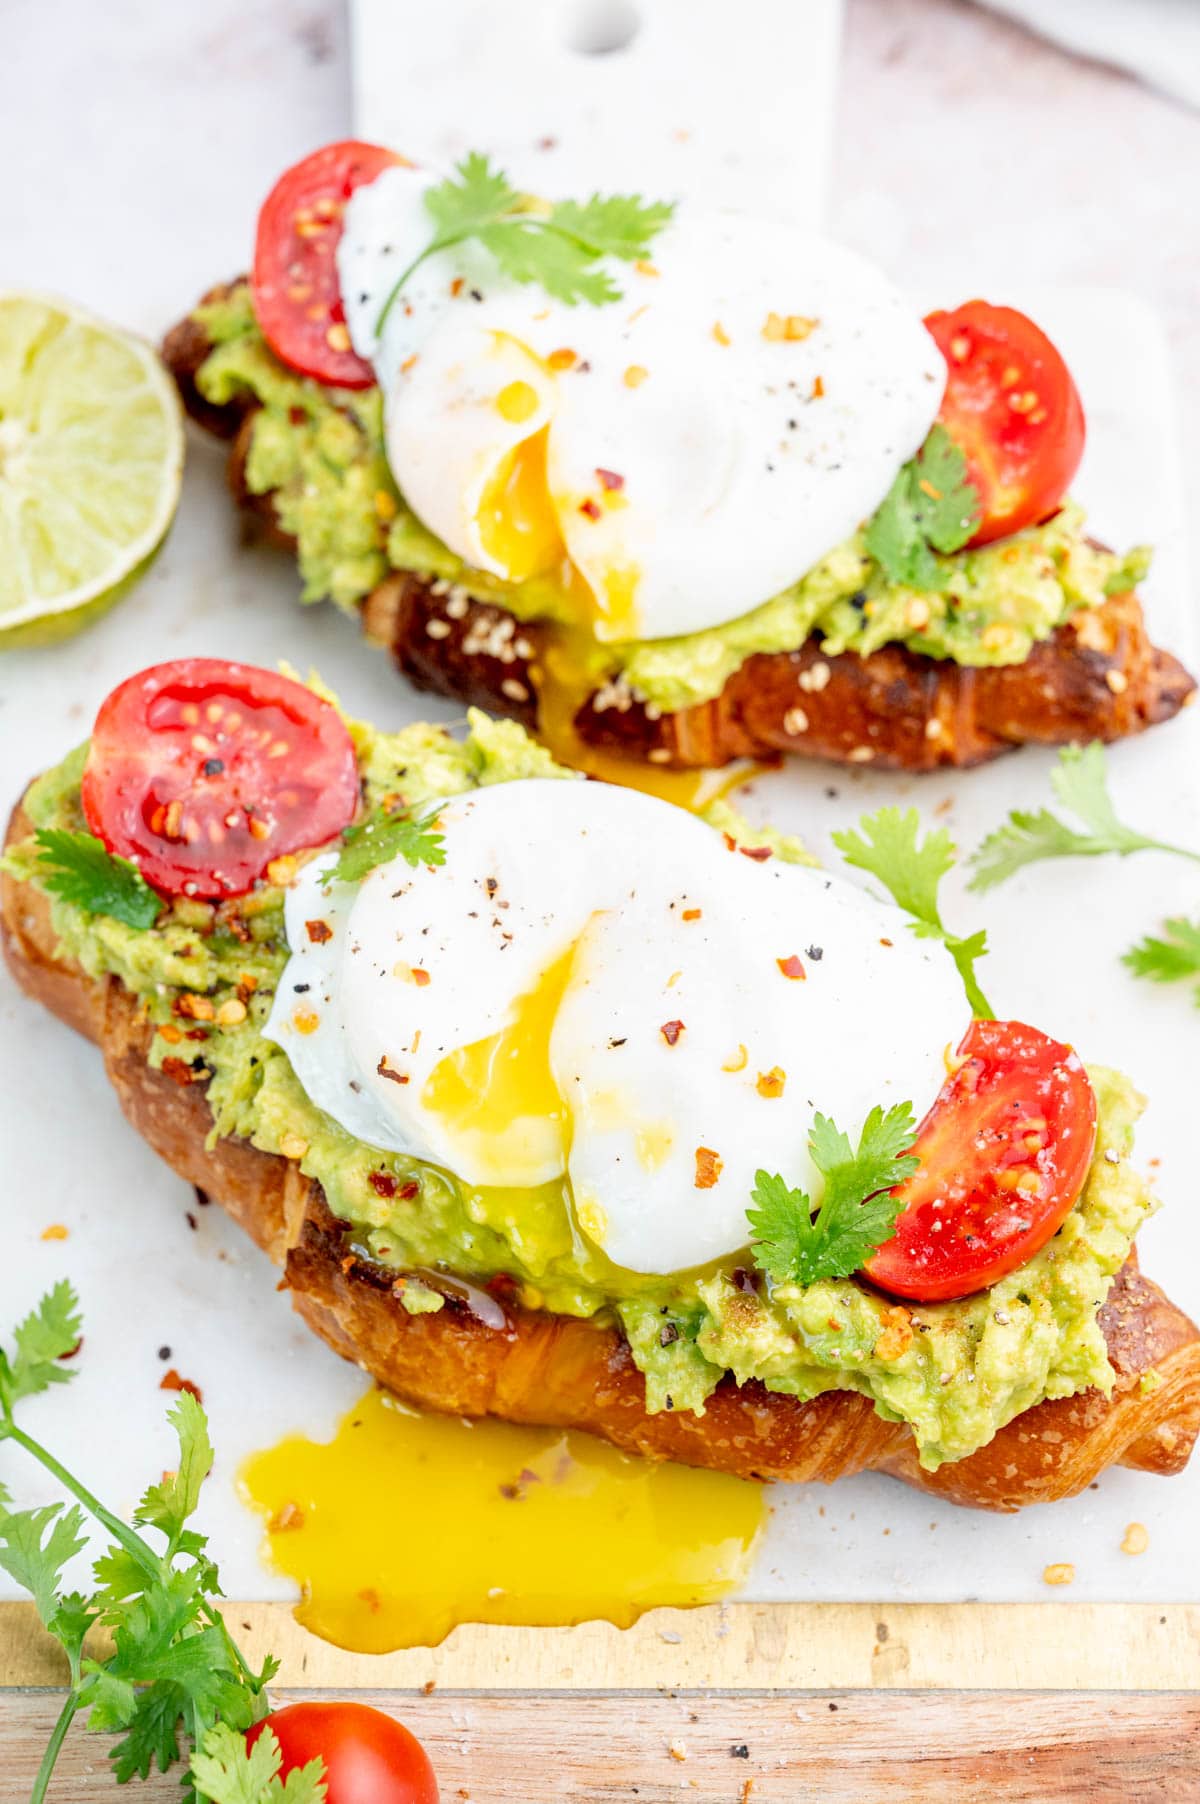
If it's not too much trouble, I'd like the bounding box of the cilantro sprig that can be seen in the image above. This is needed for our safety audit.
[969,741,1200,892]
[0,1286,284,1803]
[865,425,980,591]
[377,150,674,331]
[1123,917,1200,1004]
[34,828,161,930]
[330,798,446,885]
[748,1104,919,1286]
[968,742,1200,1009]
[833,807,993,1018]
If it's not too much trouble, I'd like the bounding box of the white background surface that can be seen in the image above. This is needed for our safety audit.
[2,0,1199,1615]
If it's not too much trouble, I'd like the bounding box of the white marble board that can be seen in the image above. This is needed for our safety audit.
[1,0,1198,1614]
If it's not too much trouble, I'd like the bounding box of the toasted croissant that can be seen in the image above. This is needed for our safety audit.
[162,291,1196,775]
[5,800,1199,1511]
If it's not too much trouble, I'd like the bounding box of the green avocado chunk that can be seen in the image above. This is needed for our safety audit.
[191,286,1152,715]
[6,700,1156,1469]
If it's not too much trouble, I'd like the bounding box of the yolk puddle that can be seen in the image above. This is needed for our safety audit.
[239,1387,764,1652]
[421,944,576,1186]
[533,629,763,811]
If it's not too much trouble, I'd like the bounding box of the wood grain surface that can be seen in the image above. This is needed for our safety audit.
[4,1602,1198,1693]
[3,1688,1199,1801]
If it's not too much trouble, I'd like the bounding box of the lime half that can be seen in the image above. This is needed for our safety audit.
[0,293,184,647]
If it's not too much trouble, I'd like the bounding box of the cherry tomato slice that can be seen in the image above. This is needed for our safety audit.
[81,659,358,901]
[253,139,401,388]
[924,301,1086,546]
[864,1019,1097,1304]
[248,1702,439,1804]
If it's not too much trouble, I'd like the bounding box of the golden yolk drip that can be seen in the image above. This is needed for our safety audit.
[532,629,766,811]
[421,945,576,1185]
[476,426,566,583]
[239,1387,764,1652]
[597,563,642,640]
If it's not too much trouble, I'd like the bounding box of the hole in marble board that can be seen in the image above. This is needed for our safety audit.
[564,0,640,55]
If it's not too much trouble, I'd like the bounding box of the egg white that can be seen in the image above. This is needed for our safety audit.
[266,780,969,1275]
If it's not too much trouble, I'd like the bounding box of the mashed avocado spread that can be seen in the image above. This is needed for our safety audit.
[8,708,1155,1469]
[192,285,1151,716]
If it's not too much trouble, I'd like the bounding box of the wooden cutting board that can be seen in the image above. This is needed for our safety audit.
[4,1601,1199,1798]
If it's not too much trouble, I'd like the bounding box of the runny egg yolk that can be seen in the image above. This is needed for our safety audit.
[421,943,577,1185]
[474,347,642,635]
[476,424,566,583]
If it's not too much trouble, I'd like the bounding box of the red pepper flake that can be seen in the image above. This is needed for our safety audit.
[397,1180,420,1202]
[682,908,702,921]
[811,374,825,399]
[305,918,334,944]
[268,1500,306,1533]
[595,467,625,492]
[174,993,215,1022]
[660,1020,685,1046]
[694,1147,723,1189]
[579,497,602,521]
[723,833,737,852]
[411,967,431,987]
[158,1022,183,1045]
[756,1067,786,1099]
[739,844,772,863]
[369,1171,398,1199]
[376,1055,409,1086]
[161,1056,201,1086]
[59,1337,83,1361]
[879,937,893,948]
[160,1368,203,1404]
[777,955,806,980]
[450,276,464,297]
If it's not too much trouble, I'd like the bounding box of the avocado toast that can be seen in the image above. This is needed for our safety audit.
[5,665,1199,1512]
[162,140,1193,776]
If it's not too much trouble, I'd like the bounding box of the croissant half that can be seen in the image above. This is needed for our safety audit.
[162,290,1196,775]
[5,801,1199,1511]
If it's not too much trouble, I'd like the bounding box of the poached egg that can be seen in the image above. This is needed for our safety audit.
[266,779,968,1275]
[336,165,945,644]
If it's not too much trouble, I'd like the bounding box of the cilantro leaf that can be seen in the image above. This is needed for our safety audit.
[377,150,674,330]
[109,1682,187,1782]
[969,742,1200,892]
[329,800,446,885]
[192,1722,327,1804]
[550,192,676,260]
[865,425,980,590]
[917,425,982,552]
[0,1498,88,1629]
[134,1391,214,1552]
[1123,916,1200,1003]
[748,1103,920,1286]
[0,1280,82,1414]
[34,827,161,929]
[833,807,993,1018]
[481,217,622,305]
[423,149,518,239]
